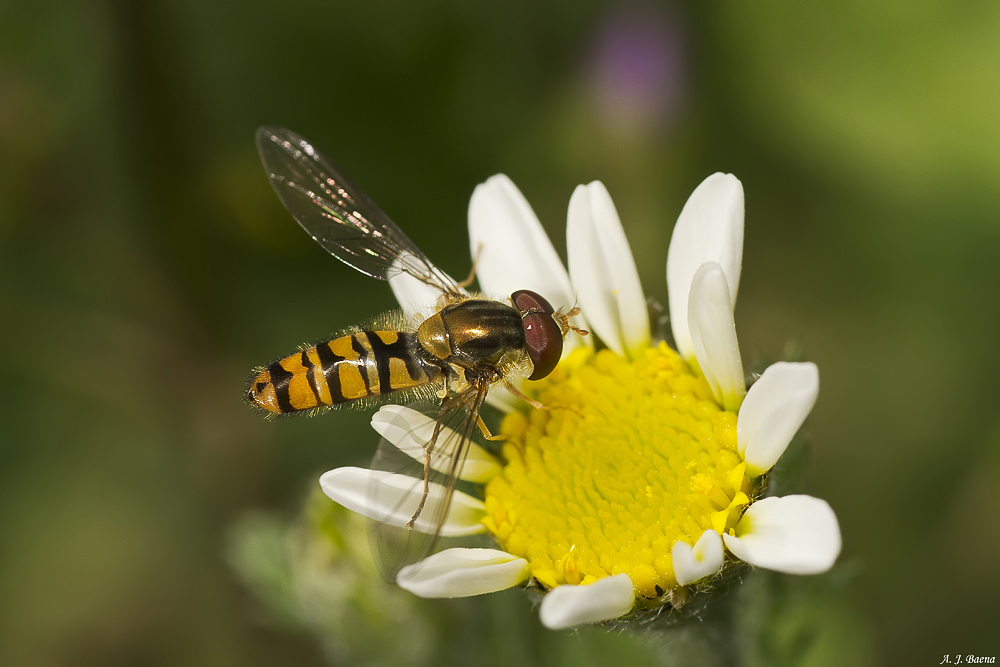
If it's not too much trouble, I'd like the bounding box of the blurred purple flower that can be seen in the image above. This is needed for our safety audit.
[588,5,687,132]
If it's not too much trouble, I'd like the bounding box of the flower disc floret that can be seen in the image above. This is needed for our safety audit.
[482,343,752,599]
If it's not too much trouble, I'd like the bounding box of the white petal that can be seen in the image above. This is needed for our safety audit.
[723,495,841,575]
[397,548,529,598]
[666,173,744,361]
[319,467,486,536]
[469,175,573,306]
[388,252,454,322]
[671,530,724,585]
[688,262,745,411]
[389,272,441,323]
[468,175,591,356]
[371,405,501,484]
[539,574,635,630]
[567,182,649,358]
[737,362,819,476]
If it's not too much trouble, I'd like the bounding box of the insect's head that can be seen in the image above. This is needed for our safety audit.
[511,289,571,381]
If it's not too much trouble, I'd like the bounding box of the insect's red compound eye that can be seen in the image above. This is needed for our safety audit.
[512,289,555,316]
[512,290,563,381]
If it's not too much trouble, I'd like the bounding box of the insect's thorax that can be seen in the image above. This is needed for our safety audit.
[417,299,526,375]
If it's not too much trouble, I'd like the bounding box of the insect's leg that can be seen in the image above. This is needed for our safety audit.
[556,306,590,337]
[503,380,547,411]
[405,457,432,530]
[476,415,506,442]
[405,405,447,529]
[504,380,585,419]
[456,243,483,289]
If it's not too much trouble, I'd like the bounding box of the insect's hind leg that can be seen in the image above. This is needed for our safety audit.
[404,407,448,530]
[405,441,435,530]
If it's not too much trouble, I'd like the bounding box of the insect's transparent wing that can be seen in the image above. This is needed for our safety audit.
[256,126,458,293]
[367,386,493,580]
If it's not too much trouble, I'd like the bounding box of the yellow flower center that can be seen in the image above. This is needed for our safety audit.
[482,343,753,600]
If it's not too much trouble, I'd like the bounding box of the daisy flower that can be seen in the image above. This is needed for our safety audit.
[320,173,842,630]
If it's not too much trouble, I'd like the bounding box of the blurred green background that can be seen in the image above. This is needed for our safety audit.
[3,1,999,665]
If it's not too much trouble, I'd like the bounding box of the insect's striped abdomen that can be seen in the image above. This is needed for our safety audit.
[247,331,437,415]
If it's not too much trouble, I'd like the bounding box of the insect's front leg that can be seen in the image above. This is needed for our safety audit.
[503,379,546,411]
[503,379,585,419]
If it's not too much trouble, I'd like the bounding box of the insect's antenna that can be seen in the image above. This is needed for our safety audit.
[557,302,590,337]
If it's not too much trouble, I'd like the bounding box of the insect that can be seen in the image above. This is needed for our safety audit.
[246,127,585,566]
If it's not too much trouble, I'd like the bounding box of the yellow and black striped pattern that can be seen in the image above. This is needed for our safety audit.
[247,331,433,414]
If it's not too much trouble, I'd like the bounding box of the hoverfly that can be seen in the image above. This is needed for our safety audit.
[246,127,585,572]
